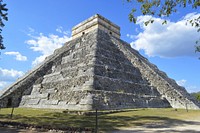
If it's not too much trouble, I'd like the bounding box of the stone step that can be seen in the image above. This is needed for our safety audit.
[43,88,58,94]
[40,99,59,105]
[26,98,40,105]
[31,84,42,95]
[22,93,49,100]
[43,72,61,78]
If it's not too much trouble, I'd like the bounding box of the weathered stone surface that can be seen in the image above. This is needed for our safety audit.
[80,95,93,105]
[72,14,120,39]
[31,84,42,95]
[26,99,40,105]
[0,14,199,110]
[41,100,59,105]
[45,88,57,94]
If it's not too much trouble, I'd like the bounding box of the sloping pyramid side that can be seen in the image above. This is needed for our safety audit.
[0,32,95,108]
[19,29,170,110]
[19,29,98,110]
[0,29,199,110]
[107,32,200,110]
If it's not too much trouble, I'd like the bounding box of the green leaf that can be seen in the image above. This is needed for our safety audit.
[195,45,200,52]
[144,21,149,26]
[0,4,8,11]
[162,20,167,25]
[0,43,5,50]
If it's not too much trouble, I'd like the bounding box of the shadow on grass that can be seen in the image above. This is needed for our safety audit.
[0,111,200,132]
[0,113,95,131]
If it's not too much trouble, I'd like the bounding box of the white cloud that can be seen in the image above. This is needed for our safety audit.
[126,34,136,39]
[0,67,24,81]
[176,79,200,93]
[28,27,35,33]
[56,27,62,33]
[176,79,187,86]
[0,81,8,87]
[129,12,200,58]
[56,26,70,35]
[4,51,27,61]
[0,68,24,90]
[31,55,47,67]
[25,27,71,66]
[186,86,199,93]
[0,81,10,90]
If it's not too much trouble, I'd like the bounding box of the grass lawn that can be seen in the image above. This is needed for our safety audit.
[0,108,200,131]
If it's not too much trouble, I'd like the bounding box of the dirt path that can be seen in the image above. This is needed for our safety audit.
[1,117,200,133]
[109,119,200,133]
[110,125,200,133]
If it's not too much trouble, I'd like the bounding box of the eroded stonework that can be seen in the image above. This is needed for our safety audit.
[0,15,199,110]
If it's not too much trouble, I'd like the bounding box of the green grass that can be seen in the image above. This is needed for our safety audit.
[0,108,200,131]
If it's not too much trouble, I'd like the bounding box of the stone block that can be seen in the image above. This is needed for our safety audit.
[82,85,93,91]
[31,84,42,94]
[42,72,63,83]
[33,84,42,88]
[45,88,57,94]
[40,99,59,105]
[80,98,93,105]
[43,72,61,78]
[68,101,78,105]
[29,93,49,99]
[21,95,31,100]
[27,99,40,105]
[58,101,67,105]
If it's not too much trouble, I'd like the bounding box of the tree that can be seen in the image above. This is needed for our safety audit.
[191,92,200,101]
[0,0,8,50]
[126,0,200,55]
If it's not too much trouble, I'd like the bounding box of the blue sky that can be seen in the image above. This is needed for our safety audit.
[0,0,200,93]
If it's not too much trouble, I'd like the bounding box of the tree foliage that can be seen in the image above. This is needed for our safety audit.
[126,0,200,55]
[0,0,8,50]
[191,92,200,101]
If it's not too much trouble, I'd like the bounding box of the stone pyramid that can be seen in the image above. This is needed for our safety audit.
[0,14,199,110]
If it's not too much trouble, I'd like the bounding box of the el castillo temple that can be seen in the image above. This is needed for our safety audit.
[0,14,199,110]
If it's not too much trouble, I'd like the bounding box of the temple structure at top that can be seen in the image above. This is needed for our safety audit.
[72,14,121,39]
